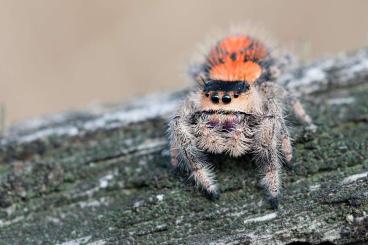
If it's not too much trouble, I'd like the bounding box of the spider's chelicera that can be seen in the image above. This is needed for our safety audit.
[168,32,316,208]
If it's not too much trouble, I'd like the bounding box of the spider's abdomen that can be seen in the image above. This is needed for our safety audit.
[205,35,270,84]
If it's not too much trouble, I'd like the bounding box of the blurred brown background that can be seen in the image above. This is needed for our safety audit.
[0,0,367,125]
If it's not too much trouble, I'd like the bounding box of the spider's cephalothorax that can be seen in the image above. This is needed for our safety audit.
[169,33,315,208]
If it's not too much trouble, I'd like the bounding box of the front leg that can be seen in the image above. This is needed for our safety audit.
[169,115,219,199]
[254,116,282,209]
[261,154,281,209]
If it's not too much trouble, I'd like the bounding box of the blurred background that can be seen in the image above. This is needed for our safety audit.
[0,0,367,125]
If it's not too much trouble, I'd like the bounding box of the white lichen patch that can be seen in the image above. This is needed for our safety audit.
[46,216,62,225]
[327,97,355,105]
[84,99,179,131]
[228,210,247,218]
[309,184,321,191]
[156,194,164,201]
[156,224,168,230]
[99,173,114,188]
[343,57,368,81]
[133,200,145,209]
[283,67,327,96]
[2,91,181,145]
[4,204,16,216]
[77,197,109,209]
[58,236,92,245]
[19,126,79,143]
[87,240,106,245]
[346,211,367,224]
[134,138,168,155]
[71,171,119,199]
[322,229,341,242]
[175,216,184,225]
[244,212,277,224]
[346,214,354,224]
[341,171,368,185]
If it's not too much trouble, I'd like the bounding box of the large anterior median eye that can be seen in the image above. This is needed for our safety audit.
[222,94,231,104]
[211,93,220,104]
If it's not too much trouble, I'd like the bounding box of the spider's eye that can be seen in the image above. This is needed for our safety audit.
[222,94,232,104]
[205,92,210,97]
[211,93,220,104]
[234,92,240,98]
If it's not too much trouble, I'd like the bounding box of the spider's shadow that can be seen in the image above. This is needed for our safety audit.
[207,152,257,173]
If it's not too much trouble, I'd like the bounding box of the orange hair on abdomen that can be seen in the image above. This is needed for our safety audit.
[206,35,268,83]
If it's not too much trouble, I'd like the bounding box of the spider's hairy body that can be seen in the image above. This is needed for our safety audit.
[195,110,254,157]
[169,28,315,208]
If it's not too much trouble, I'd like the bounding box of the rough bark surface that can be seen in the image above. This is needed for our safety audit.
[0,49,367,245]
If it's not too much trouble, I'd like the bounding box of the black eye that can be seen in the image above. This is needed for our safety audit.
[234,92,240,98]
[205,92,210,97]
[211,93,220,104]
[222,94,231,104]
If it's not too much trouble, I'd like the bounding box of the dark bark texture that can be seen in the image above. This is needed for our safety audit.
[0,49,368,244]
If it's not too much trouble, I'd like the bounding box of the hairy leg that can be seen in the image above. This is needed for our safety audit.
[281,135,293,166]
[261,153,281,209]
[263,82,316,131]
[289,97,317,132]
[195,119,225,154]
[170,146,180,169]
[254,117,282,209]
[280,123,293,164]
[169,116,219,199]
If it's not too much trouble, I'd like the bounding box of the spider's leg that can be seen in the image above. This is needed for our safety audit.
[254,116,282,209]
[169,116,219,199]
[288,97,317,132]
[169,145,181,175]
[280,122,293,166]
[266,82,316,132]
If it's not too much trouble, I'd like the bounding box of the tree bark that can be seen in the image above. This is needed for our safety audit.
[0,49,367,244]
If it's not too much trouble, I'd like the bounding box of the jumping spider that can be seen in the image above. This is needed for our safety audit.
[168,30,316,208]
